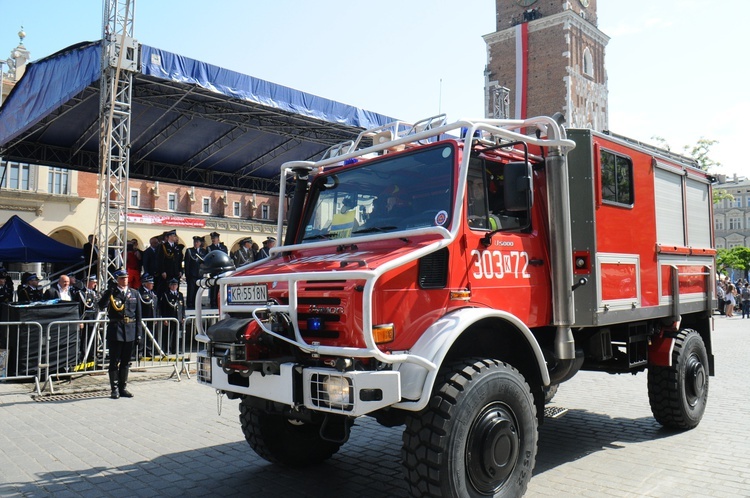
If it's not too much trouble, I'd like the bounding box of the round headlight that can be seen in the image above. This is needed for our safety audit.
[322,375,351,408]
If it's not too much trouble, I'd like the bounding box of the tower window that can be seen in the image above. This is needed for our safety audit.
[583,47,594,78]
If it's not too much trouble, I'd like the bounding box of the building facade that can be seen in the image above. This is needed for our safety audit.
[484,0,609,130]
[713,174,750,250]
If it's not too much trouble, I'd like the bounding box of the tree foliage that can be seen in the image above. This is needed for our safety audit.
[716,247,750,275]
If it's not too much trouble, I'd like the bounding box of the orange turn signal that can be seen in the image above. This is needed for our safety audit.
[450,289,471,301]
[372,324,395,344]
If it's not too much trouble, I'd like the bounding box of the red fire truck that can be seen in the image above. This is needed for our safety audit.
[195,115,714,497]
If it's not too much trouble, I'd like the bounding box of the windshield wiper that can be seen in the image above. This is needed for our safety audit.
[352,226,398,235]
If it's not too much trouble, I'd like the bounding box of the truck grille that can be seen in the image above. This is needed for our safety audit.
[419,248,449,288]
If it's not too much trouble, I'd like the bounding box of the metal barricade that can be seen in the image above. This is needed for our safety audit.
[134,317,182,378]
[182,309,220,378]
[0,320,45,393]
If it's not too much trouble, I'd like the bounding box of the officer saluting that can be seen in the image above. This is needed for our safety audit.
[99,269,141,399]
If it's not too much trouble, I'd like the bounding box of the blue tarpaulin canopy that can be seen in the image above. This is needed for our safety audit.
[0,215,84,263]
[0,41,396,192]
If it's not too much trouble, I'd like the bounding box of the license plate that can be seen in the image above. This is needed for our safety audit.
[227,284,268,304]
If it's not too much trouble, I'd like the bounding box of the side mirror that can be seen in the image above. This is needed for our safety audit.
[504,161,533,212]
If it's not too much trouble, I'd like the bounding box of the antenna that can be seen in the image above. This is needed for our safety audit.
[439,78,443,114]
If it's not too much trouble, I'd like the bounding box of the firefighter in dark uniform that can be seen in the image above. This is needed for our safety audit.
[0,270,13,303]
[159,277,185,355]
[78,275,100,362]
[17,273,44,303]
[138,273,159,357]
[206,231,228,308]
[99,269,141,399]
[156,229,183,296]
[183,235,207,310]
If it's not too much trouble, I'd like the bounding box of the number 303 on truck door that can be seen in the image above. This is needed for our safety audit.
[470,249,531,279]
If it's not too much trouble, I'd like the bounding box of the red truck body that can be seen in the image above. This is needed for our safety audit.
[196,116,714,497]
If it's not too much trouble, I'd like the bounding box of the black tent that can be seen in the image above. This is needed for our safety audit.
[0,215,84,263]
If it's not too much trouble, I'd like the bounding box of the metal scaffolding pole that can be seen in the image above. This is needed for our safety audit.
[97,0,137,284]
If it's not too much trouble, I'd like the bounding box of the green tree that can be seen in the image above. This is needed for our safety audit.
[716,247,750,278]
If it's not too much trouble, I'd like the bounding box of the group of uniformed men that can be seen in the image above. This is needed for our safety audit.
[1,229,276,399]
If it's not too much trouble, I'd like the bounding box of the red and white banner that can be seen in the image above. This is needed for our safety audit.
[125,212,206,228]
[515,22,529,120]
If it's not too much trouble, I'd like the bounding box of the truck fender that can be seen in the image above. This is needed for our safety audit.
[393,307,549,412]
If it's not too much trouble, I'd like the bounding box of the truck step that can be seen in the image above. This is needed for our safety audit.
[544,406,569,419]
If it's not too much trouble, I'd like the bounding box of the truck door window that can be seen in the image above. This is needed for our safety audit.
[600,149,634,206]
[467,157,527,231]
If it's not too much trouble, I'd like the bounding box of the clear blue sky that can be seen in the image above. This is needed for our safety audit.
[1,0,745,176]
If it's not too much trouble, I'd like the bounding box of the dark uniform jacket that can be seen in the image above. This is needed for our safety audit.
[138,285,159,320]
[0,284,14,303]
[156,242,183,280]
[184,247,207,280]
[99,286,142,343]
[232,247,254,267]
[142,246,159,277]
[17,285,43,304]
[79,287,100,320]
[160,289,185,323]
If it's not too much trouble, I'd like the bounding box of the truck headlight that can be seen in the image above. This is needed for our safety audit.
[310,373,353,411]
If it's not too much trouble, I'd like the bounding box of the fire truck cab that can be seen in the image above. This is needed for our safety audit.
[195,115,714,497]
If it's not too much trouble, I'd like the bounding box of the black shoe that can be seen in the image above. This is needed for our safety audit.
[119,389,134,398]
[111,389,120,399]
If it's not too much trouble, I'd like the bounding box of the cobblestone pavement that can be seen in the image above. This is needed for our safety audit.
[1,316,748,497]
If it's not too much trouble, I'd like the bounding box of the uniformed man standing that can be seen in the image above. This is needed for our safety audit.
[138,273,159,357]
[160,277,185,355]
[156,229,183,295]
[206,232,228,308]
[257,237,276,260]
[78,275,100,362]
[0,271,13,303]
[17,273,43,303]
[183,235,207,310]
[99,269,141,399]
[233,237,254,267]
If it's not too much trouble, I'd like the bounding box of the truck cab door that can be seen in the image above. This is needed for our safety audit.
[460,156,551,327]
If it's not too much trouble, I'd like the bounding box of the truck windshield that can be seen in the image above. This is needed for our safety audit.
[300,144,456,242]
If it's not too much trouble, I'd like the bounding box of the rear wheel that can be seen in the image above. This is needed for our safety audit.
[402,359,537,497]
[239,399,345,467]
[647,329,709,429]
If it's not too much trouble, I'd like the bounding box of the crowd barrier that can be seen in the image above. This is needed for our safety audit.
[0,321,46,393]
[0,309,221,394]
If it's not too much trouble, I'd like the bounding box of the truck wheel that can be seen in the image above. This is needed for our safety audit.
[647,329,709,430]
[543,383,559,404]
[402,359,537,497]
[239,399,344,467]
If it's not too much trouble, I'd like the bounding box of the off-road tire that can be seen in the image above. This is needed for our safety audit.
[543,383,559,404]
[239,399,343,467]
[402,358,538,497]
[647,329,709,430]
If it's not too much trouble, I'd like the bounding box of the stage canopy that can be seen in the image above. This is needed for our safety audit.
[0,41,396,193]
[0,215,84,263]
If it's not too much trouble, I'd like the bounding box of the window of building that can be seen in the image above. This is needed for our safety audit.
[261,204,270,220]
[129,188,139,207]
[729,242,742,249]
[202,197,211,214]
[47,167,70,195]
[0,161,31,191]
[729,217,742,230]
[582,47,594,78]
[600,150,634,206]
[168,192,176,211]
[734,197,742,208]
[715,218,724,231]
[745,196,750,208]
[233,201,241,217]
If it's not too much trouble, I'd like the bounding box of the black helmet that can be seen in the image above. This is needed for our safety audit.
[200,250,236,277]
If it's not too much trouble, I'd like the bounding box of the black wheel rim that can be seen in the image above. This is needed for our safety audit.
[466,402,520,495]
[684,353,706,408]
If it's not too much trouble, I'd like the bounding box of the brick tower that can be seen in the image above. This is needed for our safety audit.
[484,0,609,131]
